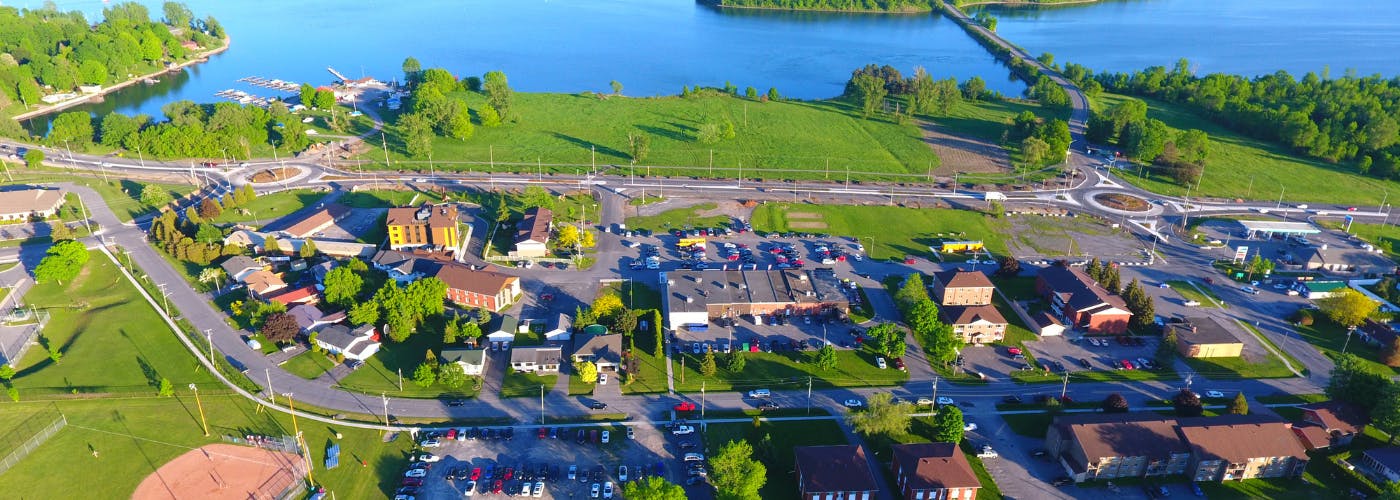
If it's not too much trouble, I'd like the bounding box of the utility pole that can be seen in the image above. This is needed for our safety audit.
[284,393,314,488]
[380,132,390,171]
[75,194,92,234]
[591,145,596,174]
[931,375,940,405]
[701,381,706,421]
[540,385,546,425]
[190,384,209,436]
[381,393,390,428]
[397,368,403,391]
[806,376,813,415]
[203,329,213,367]
[1060,372,1070,399]
[265,368,275,405]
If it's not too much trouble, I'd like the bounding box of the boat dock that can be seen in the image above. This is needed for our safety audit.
[215,89,277,107]
[237,76,302,92]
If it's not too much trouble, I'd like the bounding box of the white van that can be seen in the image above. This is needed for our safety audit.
[683,453,705,462]
[747,389,771,399]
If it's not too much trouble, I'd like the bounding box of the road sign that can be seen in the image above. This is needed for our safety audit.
[1234,246,1249,263]
[1345,215,1354,232]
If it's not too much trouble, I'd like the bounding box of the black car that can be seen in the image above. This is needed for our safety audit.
[589,401,608,410]
[549,427,558,439]
[757,401,779,411]
[1076,357,1092,369]
[1051,476,1073,487]
[448,399,465,407]
[503,427,515,440]
[577,429,587,443]
[1002,395,1023,404]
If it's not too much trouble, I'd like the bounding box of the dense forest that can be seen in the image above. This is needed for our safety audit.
[1062,59,1400,180]
[717,0,933,12]
[0,2,223,109]
[43,99,316,160]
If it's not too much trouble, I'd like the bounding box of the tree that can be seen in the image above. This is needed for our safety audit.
[1328,353,1391,410]
[193,223,220,244]
[312,90,336,110]
[402,56,421,83]
[1382,336,1400,368]
[1102,393,1130,413]
[1317,288,1379,328]
[724,351,747,372]
[1172,389,1203,417]
[1121,279,1156,331]
[140,185,172,207]
[0,364,13,381]
[1122,118,1171,162]
[34,240,90,284]
[1086,258,1104,282]
[610,80,623,95]
[996,256,1021,276]
[1370,383,1400,444]
[1157,326,1179,366]
[851,74,887,119]
[767,87,781,101]
[556,224,582,249]
[483,71,513,120]
[348,300,380,327]
[848,392,912,437]
[867,323,907,358]
[6,387,15,402]
[438,361,468,389]
[710,440,766,500]
[299,238,317,258]
[1020,136,1050,165]
[23,149,44,168]
[263,237,282,254]
[198,197,221,219]
[163,2,194,28]
[699,350,718,376]
[260,312,300,343]
[575,360,598,383]
[398,112,434,159]
[962,76,986,100]
[628,132,650,163]
[931,405,965,443]
[1245,254,1275,281]
[460,321,483,346]
[443,102,474,140]
[322,267,363,308]
[158,378,174,397]
[48,222,73,242]
[814,344,838,371]
[906,298,942,338]
[894,273,930,311]
[478,104,502,127]
[1228,392,1249,415]
[49,111,94,147]
[622,476,686,500]
[412,361,437,387]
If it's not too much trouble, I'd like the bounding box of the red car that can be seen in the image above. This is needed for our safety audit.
[446,428,457,440]
[674,401,696,412]
[402,477,423,487]
[1120,359,1135,370]
[492,480,503,494]
[904,257,916,265]
[470,468,482,481]
[504,468,514,480]
[1007,347,1023,356]
[538,427,548,439]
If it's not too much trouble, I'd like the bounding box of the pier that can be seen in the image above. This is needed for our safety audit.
[236,76,303,92]
[214,89,277,107]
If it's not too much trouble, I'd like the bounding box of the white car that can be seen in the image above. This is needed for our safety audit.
[936,396,955,406]
[405,468,428,478]
[590,483,601,498]
[619,466,629,482]
[464,481,476,497]
[599,373,609,385]
[964,422,978,432]
[916,397,934,406]
[1205,390,1226,398]
[843,399,864,408]
[603,481,614,499]
[416,453,440,463]
[876,357,887,369]
[672,425,695,435]
[601,430,611,443]
[520,482,531,496]
[626,427,635,440]
[532,481,544,498]
[569,465,578,480]
[977,445,999,458]
[419,438,441,448]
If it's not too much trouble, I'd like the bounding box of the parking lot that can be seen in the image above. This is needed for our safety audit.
[1026,335,1162,375]
[397,422,699,499]
[311,206,387,242]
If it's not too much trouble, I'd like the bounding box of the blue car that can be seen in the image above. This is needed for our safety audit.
[1191,482,1204,496]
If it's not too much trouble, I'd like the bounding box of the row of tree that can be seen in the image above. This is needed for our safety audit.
[43,98,312,160]
[0,2,223,109]
[844,64,984,121]
[1085,97,1211,185]
[892,273,963,365]
[393,60,515,159]
[1006,111,1071,167]
[1328,354,1400,443]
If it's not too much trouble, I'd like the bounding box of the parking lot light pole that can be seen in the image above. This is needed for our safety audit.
[1343,326,1357,353]
[540,385,545,425]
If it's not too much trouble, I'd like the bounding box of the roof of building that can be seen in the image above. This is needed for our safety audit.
[221,255,262,277]
[1038,265,1130,314]
[267,285,319,305]
[1034,311,1064,329]
[1293,424,1333,450]
[941,304,1007,326]
[1303,281,1349,292]
[794,445,878,494]
[1363,447,1400,473]
[243,270,286,294]
[1362,319,1400,346]
[1171,316,1243,346]
[1305,246,1396,270]
[510,345,562,366]
[665,269,849,315]
[434,263,517,296]
[371,249,452,277]
[490,315,520,336]
[1052,413,1187,463]
[1177,415,1307,462]
[276,203,350,238]
[934,270,995,290]
[316,324,378,357]
[516,207,553,245]
[0,188,64,216]
[440,348,486,365]
[311,261,337,283]
[386,204,458,229]
[1237,220,1321,235]
[1299,401,1370,434]
[549,313,572,333]
[288,304,325,329]
[574,334,623,365]
[891,443,980,492]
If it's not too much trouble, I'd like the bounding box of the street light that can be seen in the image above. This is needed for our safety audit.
[1342,325,1357,353]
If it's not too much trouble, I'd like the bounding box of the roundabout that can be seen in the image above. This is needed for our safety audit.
[1084,190,1164,217]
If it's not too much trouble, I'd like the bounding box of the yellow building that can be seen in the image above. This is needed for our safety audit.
[387,204,460,250]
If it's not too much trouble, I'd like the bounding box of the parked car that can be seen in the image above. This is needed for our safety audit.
[876,357,887,369]
[843,399,864,408]
[405,468,428,478]
[1051,476,1073,487]
[603,481,614,499]
[757,401,779,411]
[916,397,934,406]
[419,439,440,448]
[747,389,771,398]
[601,430,611,443]
[626,427,635,440]
[590,483,601,498]
[674,401,697,412]
[1002,395,1023,404]
[936,396,954,406]
[976,445,998,458]
[892,357,906,371]
[1205,390,1225,398]
[964,422,978,431]
[672,425,695,435]
[618,466,629,482]
[589,402,608,410]
[417,454,440,463]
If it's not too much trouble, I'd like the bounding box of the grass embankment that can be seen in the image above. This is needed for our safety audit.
[1296,317,1400,377]
[211,188,327,226]
[751,203,1009,260]
[1094,92,1400,205]
[624,202,733,234]
[339,188,446,208]
[10,253,219,397]
[672,344,907,393]
[364,91,959,181]
[1165,280,1223,308]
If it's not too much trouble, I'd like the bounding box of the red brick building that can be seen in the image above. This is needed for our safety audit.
[1036,264,1132,335]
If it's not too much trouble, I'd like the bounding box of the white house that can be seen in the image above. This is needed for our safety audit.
[313,324,381,361]
[486,315,519,350]
[0,189,65,222]
[441,348,487,376]
[544,313,572,342]
[510,346,562,374]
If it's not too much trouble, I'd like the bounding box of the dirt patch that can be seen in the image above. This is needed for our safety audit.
[249,167,297,184]
[693,200,755,220]
[785,212,823,219]
[789,221,829,229]
[919,121,1011,174]
[132,444,306,500]
[1093,193,1151,212]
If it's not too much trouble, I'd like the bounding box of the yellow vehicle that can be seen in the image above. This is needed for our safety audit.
[677,237,708,248]
[940,240,984,253]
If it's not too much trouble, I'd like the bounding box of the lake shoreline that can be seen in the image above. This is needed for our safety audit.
[958,0,1101,6]
[12,37,232,123]
[713,2,933,14]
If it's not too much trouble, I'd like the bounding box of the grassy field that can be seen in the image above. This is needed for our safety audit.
[362,91,949,181]
[279,350,336,380]
[335,330,482,399]
[751,203,1009,260]
[623,350,670,395]
[1295,317,1400,377]
[11,252,219,396]
[339,188,446,208]
[1166,280,1223,308]
[211,189,327,227]
[702,419,849,500]
[929,98,1065,145]
[1184,354,1294,379]
[3,173,196,222]
[999,412,1055,438]
[1094,92,1399,204]
[1010,364,1177,384]
[0,396,412,500]
[671,345,907,393]
[624,202,733,233]
[500,371,557,399]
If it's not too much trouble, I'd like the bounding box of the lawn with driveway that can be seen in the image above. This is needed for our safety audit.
[671,344,907,393]
[335,328,481,399]
[752,203,1010,261]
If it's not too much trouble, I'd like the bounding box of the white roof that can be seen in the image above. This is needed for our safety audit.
[1237,220,1320,234]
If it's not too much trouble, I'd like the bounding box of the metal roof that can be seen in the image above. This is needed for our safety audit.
[1236,220,1321,234]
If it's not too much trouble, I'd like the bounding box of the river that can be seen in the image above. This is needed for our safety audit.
[27,0,1022,130]
[974,0,1400,79]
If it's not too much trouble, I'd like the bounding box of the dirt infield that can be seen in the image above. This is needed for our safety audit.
[132,444,305,500]
[789,221,829,229]
[785,212,823,219]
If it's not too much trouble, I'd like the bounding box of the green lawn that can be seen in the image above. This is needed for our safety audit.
[703,419,849,500]
[1095,92,1400,205]
[364,91,944,181]
[212,189,327,226]
[568,374,595,396]
[991,275,1038,301]
[671,345,907,393]
[624,202,732,234]
[1183,354,1294,379]
[751,203,1009,260]
[11,252,219,396]
[1166,280,1223,308]
[596,280,663,311]
[335,329,482,399]
[999,412,1055,438]
[4,173,196,222]
[1010,365,1177,384]
[1295,317,1400,377]
[339,189,446,208]
[926,97,1066,145]
[500,371,557,399]
[0,396,412,500]
[622,350,670,395]
[1256,393,1329,405]
[280,350,337,380]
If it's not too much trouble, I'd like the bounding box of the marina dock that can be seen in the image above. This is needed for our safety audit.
[237,76,303,92]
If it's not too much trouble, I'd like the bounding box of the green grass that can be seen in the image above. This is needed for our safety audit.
[1183,354,1295,379]
[991,275,1037,301]
[751,203,1009,260]
[335,329,482,399]
[212,189,327,227]
[0,396,412,500]
[338,188,445,208]
[702,419,849,500]
[514,330,544,347]
[597,281,663,311]
[1166,280,1223,308]
[3,174,196,222]
[1256,393,1329,405]
[500,371,558,399]
[280,350,337,380]
[568,374,595,396]
[624,202,732,234]
[1295,317,1400,377]
[1095,92,1400,205]
[622,349,670,395]
[672,345,907,393]
[999,412,1055,438]
[1010,365,1176,384]
[928,97,1065,145]
[993,292,1037,346]
[12,252,219,396]
[364,91,944,181]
